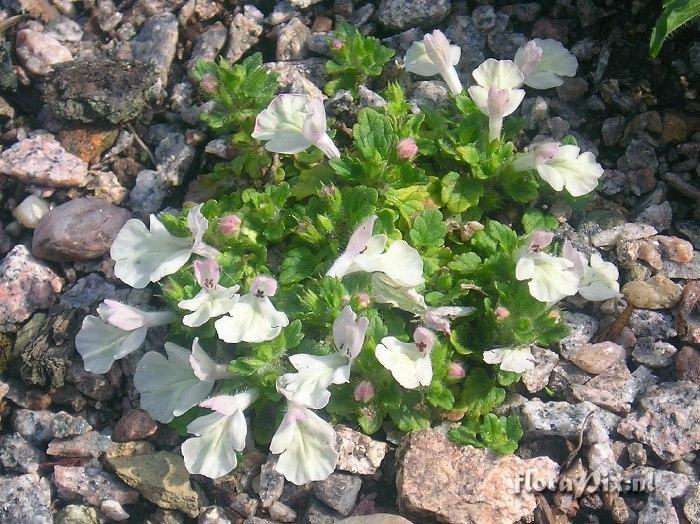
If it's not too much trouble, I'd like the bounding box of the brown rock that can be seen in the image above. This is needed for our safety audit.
[396,429,559,524]
[337,516,412,524]
[654,235,694,264]
[565,341,626,375]
[32,197,131,262]
[677,347,700,384]
[113,409,158,442]
[623,275,683,309]
[57,126,119,163]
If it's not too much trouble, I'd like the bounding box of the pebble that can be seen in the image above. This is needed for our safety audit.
[12,408,91,443]
[572,362,632,414]
[601,116,626,146]
[102,500,130,521]
[684,483,700,523]
[187,22,227,76]
[660,253,700,280]
[0,473,52,523]
[618,139,659,173]
[268,1,299,26]
[31,197,131,262]
[409,80,451,110]
[520,399,619,438]
[304,498,343,523]
[225,492,258,517]
[337,517,412,524]
[15,28,72,76]
[335,425,387,475]
[59,273,119,310]
[53,464,139,508]
[314,472,362,516]
[632,337,678,368]
[43,59,159,124]
[564,341,626,375]
[289,0,323,7]
[677,347,700,384]
[0,132,88,187]
[618,381,700,462]
[556,77,589,101]
[225,13,263,63]
[591,223,657,248]
[635,202,672,232]
[277,17,311,61]
[375,0,451,31]
[47,430,113,457]
[258,457,285,508]
[627,309,677,340]
[0,433,46,473]
[268,500,297,522]
[623,275,683,309]
[396,428,559,524]
[522,346,560,393]
[131,13,179,84]
[266,58,326,97]
[0,245,63,330]
[55,504,104,524]
[198,506,232,524]
[113,409,159,442]
[109,451,201,517]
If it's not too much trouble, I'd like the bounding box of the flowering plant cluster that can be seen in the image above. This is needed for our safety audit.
[75,30,618,484]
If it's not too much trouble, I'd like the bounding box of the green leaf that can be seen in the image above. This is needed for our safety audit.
[522,209,560,233]
[409,209,447,249]
[280,247,319,285]
[448,414,522,455]
[440,172,484,213]
[455,367,506,417]
[342,186,379,228]
[354,108,397,161]
[649,0,700,57]
[427,382,455,410]
[448,252,482,274]
[357,403,386,434]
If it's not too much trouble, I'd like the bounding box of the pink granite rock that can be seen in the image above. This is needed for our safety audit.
[0,245,63,330]
[15,29,72,76]
[0,133,88,187]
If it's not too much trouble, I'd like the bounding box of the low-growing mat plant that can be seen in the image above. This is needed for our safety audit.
[74,29,619,484]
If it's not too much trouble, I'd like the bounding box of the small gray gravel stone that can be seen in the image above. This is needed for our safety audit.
[131,12,179,84]
[0,473,52,523]
[376,0,451,31]
[0,433,46,473]
[520,399,619,439]
[632,337,678,368]
[225,13,263,63]
[314,472,362,516]
[12,408,91,444]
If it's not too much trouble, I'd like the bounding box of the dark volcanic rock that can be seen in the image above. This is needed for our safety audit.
[43,59,159,124]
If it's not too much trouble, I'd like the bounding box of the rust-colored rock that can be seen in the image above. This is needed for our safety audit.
[396,429,559,524]
[677,347,700,384]
[113,409,158,442]
[57,126,119,163]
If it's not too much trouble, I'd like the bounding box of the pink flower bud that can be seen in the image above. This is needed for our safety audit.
[356,293,371,308]
[447,362,466,380]
[251,275,278,298]
[354,381,375,403]
[396,137,418,160]
[200,73,218,93]
[331,39,343,50]
[495,306,510,320]
[413,326,436,354]
[219,214,242,236]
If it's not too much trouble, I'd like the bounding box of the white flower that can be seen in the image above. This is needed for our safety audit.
[483,346,536,373]
[13,194,49,228]
[515,232,579,303]
[133,338,230,423]
[327,215,424,288]
[215,276,289,343]
[563,241,620,302]
[182,389,258,479]
[75,300,175,374]
[111,204,219,289]
[468,59,525,141]
[277,306,369,409]
[512,143,603,197]
[404,30,463,95]
[514,39,577,89]
[178,259,240,327]
[375,327,435,389]
[370,274,473,334]
[270,401,338,485]
[252,94,340,159]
